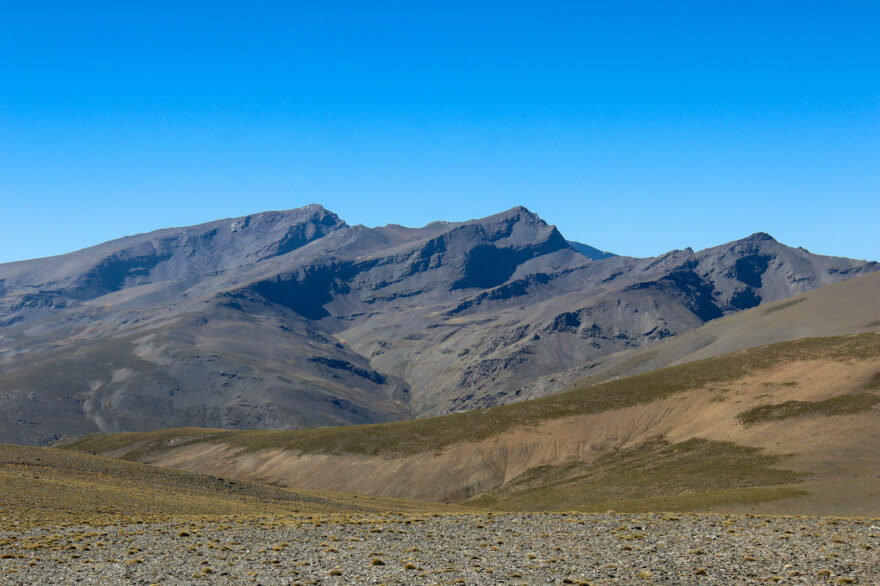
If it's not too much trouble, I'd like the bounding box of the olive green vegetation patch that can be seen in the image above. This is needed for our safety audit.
[737,393,880,427]
[68,333,880,459]
[577,486,808,513]
[464,438,805,512]
[762,297,806,315]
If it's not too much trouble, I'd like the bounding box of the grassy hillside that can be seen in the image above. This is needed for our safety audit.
[69,332,880,459]
[62,332,880,515]
[465,438,808,512]
[0,443,456,529]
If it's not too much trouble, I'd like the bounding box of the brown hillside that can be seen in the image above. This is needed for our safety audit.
[67,332,880,516]
[0,443,457,529]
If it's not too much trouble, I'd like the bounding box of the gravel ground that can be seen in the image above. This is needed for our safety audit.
[1,512,878,584]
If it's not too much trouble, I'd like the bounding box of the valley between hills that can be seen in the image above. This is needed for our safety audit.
[1,206,879,584]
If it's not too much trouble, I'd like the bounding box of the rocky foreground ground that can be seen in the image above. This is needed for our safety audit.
[1,512,877,585]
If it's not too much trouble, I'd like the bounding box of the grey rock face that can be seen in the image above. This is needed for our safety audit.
[0,205,876,443]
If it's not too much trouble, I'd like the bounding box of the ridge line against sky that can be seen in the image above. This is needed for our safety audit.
[1,2,878,264]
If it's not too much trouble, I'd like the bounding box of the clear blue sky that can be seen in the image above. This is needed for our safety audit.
[1,1,878,263]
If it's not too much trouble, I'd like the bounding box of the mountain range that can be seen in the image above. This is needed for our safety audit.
[65,272,880,515]
[1,204,876,444]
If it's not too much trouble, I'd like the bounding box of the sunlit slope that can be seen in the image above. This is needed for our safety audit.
[566,269,880,389]
[0,443,458,529]
[67,332,880,515]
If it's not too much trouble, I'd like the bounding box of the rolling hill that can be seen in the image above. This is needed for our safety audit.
[0,441,455,529]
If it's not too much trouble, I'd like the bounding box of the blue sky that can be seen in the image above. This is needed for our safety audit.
[1,2,878,263]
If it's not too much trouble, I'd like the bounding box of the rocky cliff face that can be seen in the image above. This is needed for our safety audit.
[0,205,876,444]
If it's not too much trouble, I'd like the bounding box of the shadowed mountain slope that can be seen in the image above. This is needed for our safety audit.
[1,205,876,444]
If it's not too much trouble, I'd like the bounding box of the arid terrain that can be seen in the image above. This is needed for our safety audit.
[64,271,880,517]
[1,444,878,584]
[2,511,878,585]
[2,210,879,584]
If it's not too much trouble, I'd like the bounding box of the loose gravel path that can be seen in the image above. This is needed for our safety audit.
[1,512,878,584]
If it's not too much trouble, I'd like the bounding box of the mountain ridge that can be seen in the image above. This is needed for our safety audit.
[1,204,876,444]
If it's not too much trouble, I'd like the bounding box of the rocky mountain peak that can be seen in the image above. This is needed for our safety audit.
[455,206,563,247]
[745,231,776,242]
[482,205,546,225]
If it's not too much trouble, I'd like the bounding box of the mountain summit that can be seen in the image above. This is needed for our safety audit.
[0,205,346,324]
[0,205,876,444]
